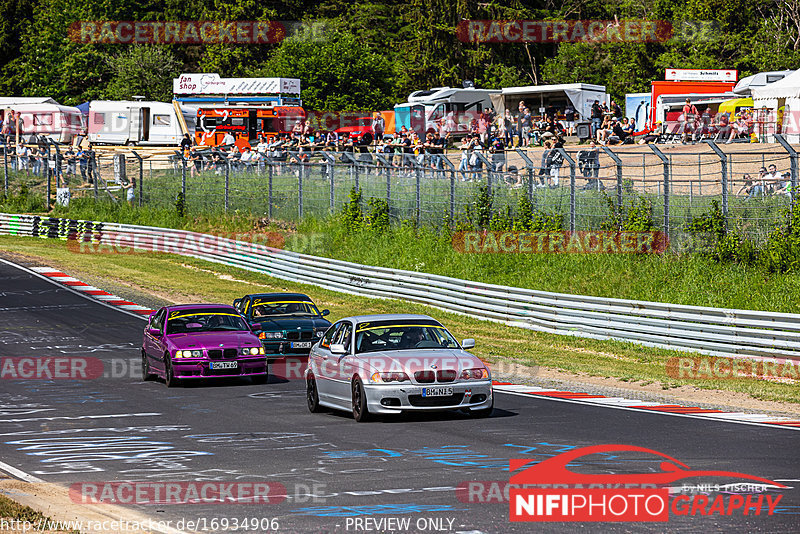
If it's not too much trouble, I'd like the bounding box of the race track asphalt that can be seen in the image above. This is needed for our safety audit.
[0,259,797,533]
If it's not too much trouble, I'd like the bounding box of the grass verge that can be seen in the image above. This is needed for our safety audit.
[0,235,797,407]
[3,198,799,313]
[0,492,77,533]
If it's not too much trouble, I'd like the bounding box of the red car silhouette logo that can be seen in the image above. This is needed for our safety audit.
[509,444,786,488]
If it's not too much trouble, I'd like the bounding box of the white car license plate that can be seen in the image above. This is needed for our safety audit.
[209,361,238,370]
[291,342,312,349]
[422,387,453,397]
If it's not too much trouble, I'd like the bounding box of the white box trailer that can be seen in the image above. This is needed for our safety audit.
[394,86,501,136]
[88,101,197,145]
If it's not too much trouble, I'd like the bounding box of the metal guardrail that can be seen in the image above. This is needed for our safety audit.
[1,212,798,360]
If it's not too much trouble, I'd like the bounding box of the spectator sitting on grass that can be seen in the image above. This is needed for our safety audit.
[774,172,792,196]
[737,173,764,200]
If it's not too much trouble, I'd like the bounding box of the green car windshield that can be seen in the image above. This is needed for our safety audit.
[251,300,320,317]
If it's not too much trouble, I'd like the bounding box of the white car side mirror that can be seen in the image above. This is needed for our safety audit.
[461,338,476,350]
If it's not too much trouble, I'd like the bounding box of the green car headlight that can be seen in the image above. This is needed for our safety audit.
[262,332,283,339]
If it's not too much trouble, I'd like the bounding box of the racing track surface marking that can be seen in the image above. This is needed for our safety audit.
[9,260,800,432]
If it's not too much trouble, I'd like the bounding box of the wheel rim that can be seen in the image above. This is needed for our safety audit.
[352,381,362,417]
[307,377,317,408]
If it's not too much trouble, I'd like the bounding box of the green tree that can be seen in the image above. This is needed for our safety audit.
[106,45,181,101]
[260,26,396,110]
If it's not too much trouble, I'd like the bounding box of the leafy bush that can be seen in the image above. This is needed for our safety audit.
[366,197,390,234]
[602,194,655,232]
[761,207,800,273]
[340,187,365,232]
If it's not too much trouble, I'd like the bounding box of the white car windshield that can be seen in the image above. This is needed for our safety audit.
[355,321,459,354]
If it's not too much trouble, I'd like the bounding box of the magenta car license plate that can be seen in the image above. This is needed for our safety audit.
[422,387,453,397]
[209,361,238,370]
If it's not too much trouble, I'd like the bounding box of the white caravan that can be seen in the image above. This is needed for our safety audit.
[88,101,197,145]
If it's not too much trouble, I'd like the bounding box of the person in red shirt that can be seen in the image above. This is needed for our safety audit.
[681,99,698,143]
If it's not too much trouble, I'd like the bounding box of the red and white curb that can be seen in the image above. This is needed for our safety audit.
[30,266,155,316]
[25,264,800,431]
[492,382,800,430]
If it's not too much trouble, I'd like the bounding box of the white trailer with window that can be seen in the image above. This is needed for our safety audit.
[1,102,85,144]
[87,101,197,145]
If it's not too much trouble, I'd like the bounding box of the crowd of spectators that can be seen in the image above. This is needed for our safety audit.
[738,164,793,200]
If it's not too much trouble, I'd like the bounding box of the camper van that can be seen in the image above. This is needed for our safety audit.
[88,101,197,145]
[393,87,501,137]
[1,103,86,144]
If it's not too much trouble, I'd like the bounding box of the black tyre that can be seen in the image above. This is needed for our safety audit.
[141,351,155,382]
[164,356,181,388]
[351,376,371,422]
[307,375,323,413]
[468,398,494,418]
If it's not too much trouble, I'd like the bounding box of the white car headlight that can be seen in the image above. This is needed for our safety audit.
[262,332,283,339]
[175,350,202,358]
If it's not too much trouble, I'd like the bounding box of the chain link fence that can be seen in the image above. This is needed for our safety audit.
[1,138,797,243]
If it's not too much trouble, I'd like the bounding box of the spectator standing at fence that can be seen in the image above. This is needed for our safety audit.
[591,100,603,138]
[489,136,505,178]
[17,143,30,173]
[520,108,532,147]
[372,113,385,145]
[188,147,202,177]
[501,109,513,146]
[564,105,576,136]
[458,135,472,181]
[75,145,87,182]
[547,139,564,187]
[180,133,192,152]
[64,146,76,176]
[122,174,136,204]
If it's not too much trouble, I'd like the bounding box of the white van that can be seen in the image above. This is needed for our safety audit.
[88,101,197,145]
[394,87,500,136]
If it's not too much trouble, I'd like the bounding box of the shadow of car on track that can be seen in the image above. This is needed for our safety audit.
[312,406,516,423]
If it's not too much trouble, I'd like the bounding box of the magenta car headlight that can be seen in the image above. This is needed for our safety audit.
[240,347,265,355]
[461,368,489,380]
[371,372,410,383]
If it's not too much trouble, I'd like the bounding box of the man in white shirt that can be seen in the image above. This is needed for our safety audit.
[221,132,235,146]
[256,136,269,154]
